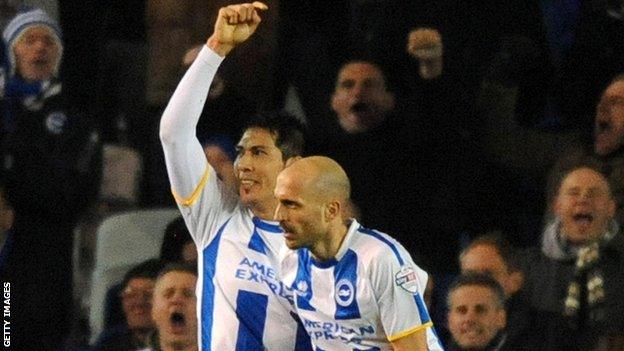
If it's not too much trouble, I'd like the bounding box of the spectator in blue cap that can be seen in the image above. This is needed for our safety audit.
[1,7,101,350]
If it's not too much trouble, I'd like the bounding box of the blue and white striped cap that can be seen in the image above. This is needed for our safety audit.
[2,7,63,77]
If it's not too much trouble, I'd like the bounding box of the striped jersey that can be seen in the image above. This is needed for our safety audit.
[161,46,311,351]
[280,219,445,351]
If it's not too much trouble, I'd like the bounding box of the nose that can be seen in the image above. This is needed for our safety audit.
[235,152,253,172]
[576,189,594,203]
[460,311,478,325]
[274,203,285,221]
[351,82,365,99]
[169,291,187,305]
[32,39,50,53]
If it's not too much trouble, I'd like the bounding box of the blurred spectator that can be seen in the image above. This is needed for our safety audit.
[459,234,534,348]
[446,273,528,351]
[95,258,164,351]
[462,2,624,243]
[330,61,396,135]
[306,60,414,260]
[478,72,624,242]
[103,216,194,333]
[0,7,101,349]
[276,0,456,146]
[145,264,198,351]
[309,58,482,277]
[522,163,624,350]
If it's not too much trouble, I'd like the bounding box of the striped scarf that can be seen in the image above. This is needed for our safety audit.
[562,226,616,329]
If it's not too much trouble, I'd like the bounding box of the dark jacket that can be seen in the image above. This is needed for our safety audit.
[1,79,101,220]
[521,221,624,350]
[0,72,102,350]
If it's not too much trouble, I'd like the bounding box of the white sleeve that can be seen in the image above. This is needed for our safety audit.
[159,46,237,247]
[371,247,433,342]
[279,246,299,290]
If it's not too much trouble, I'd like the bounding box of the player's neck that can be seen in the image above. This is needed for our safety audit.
[249,200,277,221]
[311,222,348,262]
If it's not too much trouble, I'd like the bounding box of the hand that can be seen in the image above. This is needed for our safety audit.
[406,28,443,80]
[406,28,442,58]
[207,2,268,57]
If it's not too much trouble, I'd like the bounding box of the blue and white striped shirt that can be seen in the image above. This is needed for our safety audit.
[280,219,444,351]
[161,46,311,351]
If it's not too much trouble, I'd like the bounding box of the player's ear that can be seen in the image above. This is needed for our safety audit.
[325,200,341,221]
[285,156,301,168]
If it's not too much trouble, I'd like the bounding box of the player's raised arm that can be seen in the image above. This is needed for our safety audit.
[159,2,267,205]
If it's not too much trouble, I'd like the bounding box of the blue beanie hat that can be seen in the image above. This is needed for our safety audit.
[2,7,63,78]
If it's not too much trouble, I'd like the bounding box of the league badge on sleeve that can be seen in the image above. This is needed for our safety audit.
[395,266,420,294]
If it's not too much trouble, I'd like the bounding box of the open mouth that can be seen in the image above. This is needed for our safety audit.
[171,312,186,328]
[459,325,483,340]
[32,58,49,67]
[350,102,370,114]
[597,120,612,134]
[573,213,594,225]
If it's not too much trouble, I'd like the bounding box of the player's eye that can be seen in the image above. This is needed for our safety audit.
[340,80,355,89]
[475,305,487,314]
[281,200,298,208]
[164,288,175,299]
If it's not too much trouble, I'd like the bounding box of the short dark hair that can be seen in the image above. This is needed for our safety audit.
[460,232,520,272]
[336,58,394,93]
[121,258,165,290]
[156,262,198,281]
[243,111,305,160]
[447,273,506,310]
[546,156,614,209]
[159,216,194,263]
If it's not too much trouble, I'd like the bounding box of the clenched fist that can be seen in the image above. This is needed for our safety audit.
[207,2,268,57]
[407,28,443,80]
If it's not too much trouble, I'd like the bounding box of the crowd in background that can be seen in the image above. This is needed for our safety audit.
[1,0,624,350]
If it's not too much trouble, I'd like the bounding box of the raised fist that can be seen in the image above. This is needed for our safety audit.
[207,2,268,57]
[407,28,443,80]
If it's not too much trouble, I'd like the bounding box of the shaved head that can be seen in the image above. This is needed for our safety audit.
[284,156,351,203]
[274,156,352,258]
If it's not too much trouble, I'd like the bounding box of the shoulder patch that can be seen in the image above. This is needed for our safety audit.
[395,266,420,294]
[45,111,67,134]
